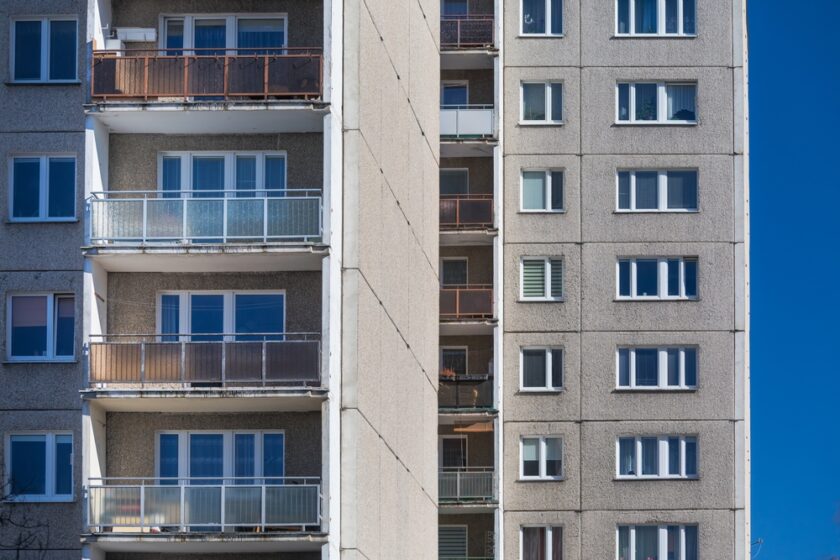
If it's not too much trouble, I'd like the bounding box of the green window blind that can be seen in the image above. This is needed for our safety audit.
[550,259,563,298]
[522,259,547,298]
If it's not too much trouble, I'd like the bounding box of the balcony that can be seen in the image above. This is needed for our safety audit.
[440,195,494,231]
[441,16,495,50]
[439,468,495,503]
[440,286,494,322]
[440,106,496,140]
[87,476,321,534]
[439,376,494,411]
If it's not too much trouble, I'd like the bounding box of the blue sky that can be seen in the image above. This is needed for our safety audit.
[749,1,840,558]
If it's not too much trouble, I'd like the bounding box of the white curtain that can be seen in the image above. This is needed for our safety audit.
[667,85,696,120]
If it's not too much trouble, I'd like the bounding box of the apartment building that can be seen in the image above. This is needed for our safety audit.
[437,1,749,560]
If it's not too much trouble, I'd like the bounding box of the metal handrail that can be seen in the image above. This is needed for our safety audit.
[89,188,321,199]
[440,104,495,109]
[440,286,494,321]
[438,469,496,501]
[440,194,494,229]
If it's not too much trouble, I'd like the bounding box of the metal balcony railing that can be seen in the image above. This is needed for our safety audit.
[91,48,323,101]
[439,468,495,502]
[88,190,322,245]
[440,286,494,321]
[440,195,494,230]
[88,333,321,388]
[440,105,496,139]
[438,376,494,409]
[87,477,321,533]
[441,15,495,49]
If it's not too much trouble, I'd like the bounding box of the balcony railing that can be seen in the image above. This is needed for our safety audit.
[439,376,494,410]
[439,468,495,502]
[88,477,321,533]
[89,190,322,245]
[441,15,495,49]
[91,49,323,102]
[440,105,495,139]
[440,286,494,321]
[88,334,321,388]
[440,195,494,230]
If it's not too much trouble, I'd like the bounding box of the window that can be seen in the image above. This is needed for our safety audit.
[157,431,285,483]
[158,291,285,341]
[616,0,696,36]
[159,152,286,197]
[441,347,468,377]
[521,348,563,391]
[440,526,469,559]
[616,82,697,124]
[617,436,698,479]
[520,436,563,480]
[161,15,287,53]
[11,18,77,82]
[10,156,75,220]
[440,436,468,468]
[443,0,469,16]
[522,170,564,212]
[521,0,563,35]
[617,525,699,560]
[521,258,563,301]
[521,83,563,123]
[522,526,563,560]
[6,433,73,501]
[617,347,698,389]
[7,294,74,361]
[617,257,698,300]
[441,258,469,287]
[440,169,470,196]
[617,170,698,211]
[441,81,469,106]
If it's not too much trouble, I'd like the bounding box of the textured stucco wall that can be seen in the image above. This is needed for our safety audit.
[105,411,322,478]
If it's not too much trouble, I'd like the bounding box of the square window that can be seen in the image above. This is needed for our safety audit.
[10,156,76,220]
[522,83,547,121]
[9,295,75,361]
[666,171,698,210]
[521,436,563,479]
[522,0,563,35]
[12,18,77,82]
[8,433,73,500]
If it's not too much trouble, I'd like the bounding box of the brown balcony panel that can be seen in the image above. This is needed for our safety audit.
[266,341,320,383]
[184,343,223,382]
[224,342,264,383]
[440,196,493,229]
[438,378,494,409]
[144,343,182,382]
[440,287,494,320]
[90,343,141,383]
[441,16,495,49]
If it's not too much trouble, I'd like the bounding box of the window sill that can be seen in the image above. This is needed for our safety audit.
[614,297,699,303]
[613,387,697,393]
[6,218,79,224]
[3,496,75,503]
[5,80,81,86]
[614,476,699,482]
[518,34,565,39]
[517,388,565,395]
[613,121,698,127]
[519,209,566,214]
[612,34,697,39]
[519,298,565,303]
[3,359,78,365]
[613,209,699,214]
[518,477,566,482]
[518,121,565,127]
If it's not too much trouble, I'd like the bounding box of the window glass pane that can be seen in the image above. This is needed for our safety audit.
[667,171,698,210]
[668,437,680,475]
[635,171,658,210]
[10,435,46,495]
[161,294,180,341]
[522,259,547,298]
[442,438,467,468]
[667,84,697,121]
[551,526,562,560]
[550,349,563,388]
[235,294,284,341]
[161,156,182,198]
[522,0,546,33]
[263,433,285,479]
[522,83,547,121]
[49,20,76,80]
[618,84,630,121]
[194,19,226,55]
[523,350,547,388]
[635,349,659,386]
[442,260,468,287]
[685,438,698,476]
[443,0,469,16]
[618,172,631,209]
[617,0,630,33]
[159,433,179,484]
[550,171,564,210]
[618,349,630,386]
[618,260,631,296]
[190,294,224,341]
[441,349,468,376]
[14,21,41,80]
[665,0,679,33]
[189,434,224,484]
[636,526,660,560]
[522,438,540,476]
[441,170,469,196]
[238,19,284,54]
[55,434,73,495]
[55,296,75,357]
[235,156,257,196]
[544,438,562,477]
[192,157,225,196]
[522,526,545,560]
[522,171,547,210]
[441,84,468,105]
[265,156,286,193]
[684,259,698,298]
[550,83,563,121]
[234,433,255,484]
[685,526,699,560]
[684,348,697,386]
[550,0,563,34]
[683,0,697,34]
[13,159,40,218]
[667,526,680,560]
[550,259,563,299]
[11,296,48,357]
[165,19,184,54]
[641,438,658,475]
[48,158,75,218]
[634,0,658,33]
[635,259,658,297]
[617,526,630,560]
[635,83,658,121]
[666,349,680,386]
[618,438,635,475]
[667,259,681,296]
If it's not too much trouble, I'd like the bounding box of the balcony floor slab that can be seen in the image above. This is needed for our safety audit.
[440,229,498,246]
[439,320,497,336]
[440,139,497,158]
[82,389,327,413]
[440,50,497,70]
[83,533,327,554]
[438,502,498,515]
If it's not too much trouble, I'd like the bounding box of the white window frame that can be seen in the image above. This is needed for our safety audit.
[519,436,564,481]
[158,151,288,195]
[615,170,699,212]
[615,435,698,479]
[156,290,286,340]
[520,257,563,302]
[440,346,469,377]
[8,155,77,222]
[520,82,564,125]
[616,347,698,390]
[440,257,469,287]
[155,430,286,480]
[440,80,470,106]
[4,432,74,502]
[158,14,289,52]
[615,0,697,37]
[6,293,75,362]
[616,257,698,300]
[519,347,564,392]
[616,525,699,560]
[520,169,565,213]
[520,0,564,36]
[521,525,563,560]
[615,82,698,125]
[9,17,79,83]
